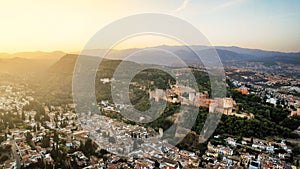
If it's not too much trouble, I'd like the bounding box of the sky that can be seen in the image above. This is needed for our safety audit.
[0,0,299,53]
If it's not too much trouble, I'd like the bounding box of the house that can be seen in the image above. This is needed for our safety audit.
[226,137,236,147]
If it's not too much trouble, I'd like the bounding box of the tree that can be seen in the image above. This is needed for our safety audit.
[281,116,300,131]
[8,121,14,129]
[108,137,116,143]
[25,132,33,145]
[154,160,160,169]
[217,153,224,161]
[37,123,40,131]
[34,113,40,122]
[133,140,138,150]
[265,109,271,120]
[41,134,50,148]
[53,132,59,151]
[22,111,25,121]
[84,139,96,157]
[43,114,50,122]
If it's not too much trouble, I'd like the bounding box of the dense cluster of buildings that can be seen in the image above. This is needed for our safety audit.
[226,66,300,113]
[0,85,33,112]
[202,135,296,168]
[79,111,200,168]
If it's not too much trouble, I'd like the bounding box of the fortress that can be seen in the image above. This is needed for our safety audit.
[149,83,237,116]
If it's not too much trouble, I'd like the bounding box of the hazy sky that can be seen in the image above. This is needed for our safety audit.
[0,0,299,53]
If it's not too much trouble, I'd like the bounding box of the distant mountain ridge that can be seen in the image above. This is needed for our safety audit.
[215,46,300,57]
[76,45,300,66]
[44,46,300,81]
[0,46,299,75]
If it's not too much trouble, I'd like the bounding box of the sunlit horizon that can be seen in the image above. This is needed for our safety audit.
[0,0,300,53]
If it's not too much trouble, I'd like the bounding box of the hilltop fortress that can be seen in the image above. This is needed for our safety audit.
[149,82,252,119]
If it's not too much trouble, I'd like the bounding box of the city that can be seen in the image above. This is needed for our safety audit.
[0,1,300,169]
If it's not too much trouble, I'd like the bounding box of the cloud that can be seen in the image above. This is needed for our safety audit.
[171,0,247,16]
[210,0,247,13]
[173,0,191,13]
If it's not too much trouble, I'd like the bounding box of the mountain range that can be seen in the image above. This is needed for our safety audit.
[66,45,300,66]
[0,46,299,75]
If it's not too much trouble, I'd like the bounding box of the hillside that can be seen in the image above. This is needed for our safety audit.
[0,51,65,61]
[37,54,142,104]
[251,55,300,66]
[0,51,66,75]
[0,57,53,74]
